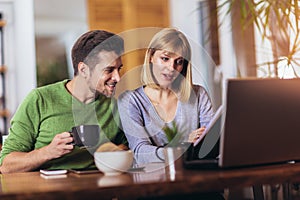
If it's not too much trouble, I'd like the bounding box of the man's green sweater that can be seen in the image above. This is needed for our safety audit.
[0,80,128,170]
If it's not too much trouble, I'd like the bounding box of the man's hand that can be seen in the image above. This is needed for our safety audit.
[43,132,74,160]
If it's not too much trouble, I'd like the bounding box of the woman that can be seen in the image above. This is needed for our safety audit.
[118,28,215,164]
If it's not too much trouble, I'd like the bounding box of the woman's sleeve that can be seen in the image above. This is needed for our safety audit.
[198,86,215,127]
[117,91,164,164]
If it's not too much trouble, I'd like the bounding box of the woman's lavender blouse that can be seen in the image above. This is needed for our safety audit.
[118,86,214,164]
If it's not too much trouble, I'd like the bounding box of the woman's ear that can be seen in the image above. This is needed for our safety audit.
[150,55,154,63]
[78,62,89,78]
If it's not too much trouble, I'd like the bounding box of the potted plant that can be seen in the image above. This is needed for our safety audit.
[217,0,300,77]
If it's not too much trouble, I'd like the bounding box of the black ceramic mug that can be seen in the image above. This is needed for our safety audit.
[69,125,100,148]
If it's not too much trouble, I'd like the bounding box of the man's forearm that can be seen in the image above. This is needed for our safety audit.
[0,147,51,173]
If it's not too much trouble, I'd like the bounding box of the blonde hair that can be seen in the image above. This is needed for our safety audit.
[141,28,193,102]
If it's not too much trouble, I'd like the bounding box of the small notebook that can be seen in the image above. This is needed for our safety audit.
[193,105,223,149]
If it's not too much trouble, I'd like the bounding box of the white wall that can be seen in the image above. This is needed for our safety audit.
[34,0,88,78]
[14,0,36,103]
[169,0,205,85]
[169,0,220,108]
[169,0,237,107]
[0,0,36,133]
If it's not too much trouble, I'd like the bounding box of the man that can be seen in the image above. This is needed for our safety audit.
[0,30,128,173]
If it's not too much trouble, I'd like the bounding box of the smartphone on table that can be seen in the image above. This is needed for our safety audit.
[69,168,100,174]
[40,169,68,179]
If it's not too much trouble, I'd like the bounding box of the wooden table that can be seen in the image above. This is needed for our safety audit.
[1,162,300,200]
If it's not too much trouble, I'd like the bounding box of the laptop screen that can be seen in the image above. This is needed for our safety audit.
[219,78,300,168]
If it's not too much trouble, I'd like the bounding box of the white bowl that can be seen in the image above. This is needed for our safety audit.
[97,174,132,187]
[94,150,134,176]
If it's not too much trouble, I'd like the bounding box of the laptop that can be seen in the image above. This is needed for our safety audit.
[184,78,300,169]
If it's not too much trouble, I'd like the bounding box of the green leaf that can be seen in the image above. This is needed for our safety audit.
[162,121,177,142]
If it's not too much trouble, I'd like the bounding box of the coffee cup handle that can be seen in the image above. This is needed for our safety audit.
[68,131,75,145]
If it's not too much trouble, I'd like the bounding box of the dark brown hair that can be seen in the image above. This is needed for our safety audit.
[71,30,124,76]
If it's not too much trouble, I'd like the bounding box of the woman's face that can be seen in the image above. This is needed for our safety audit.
[150,50,184,89]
